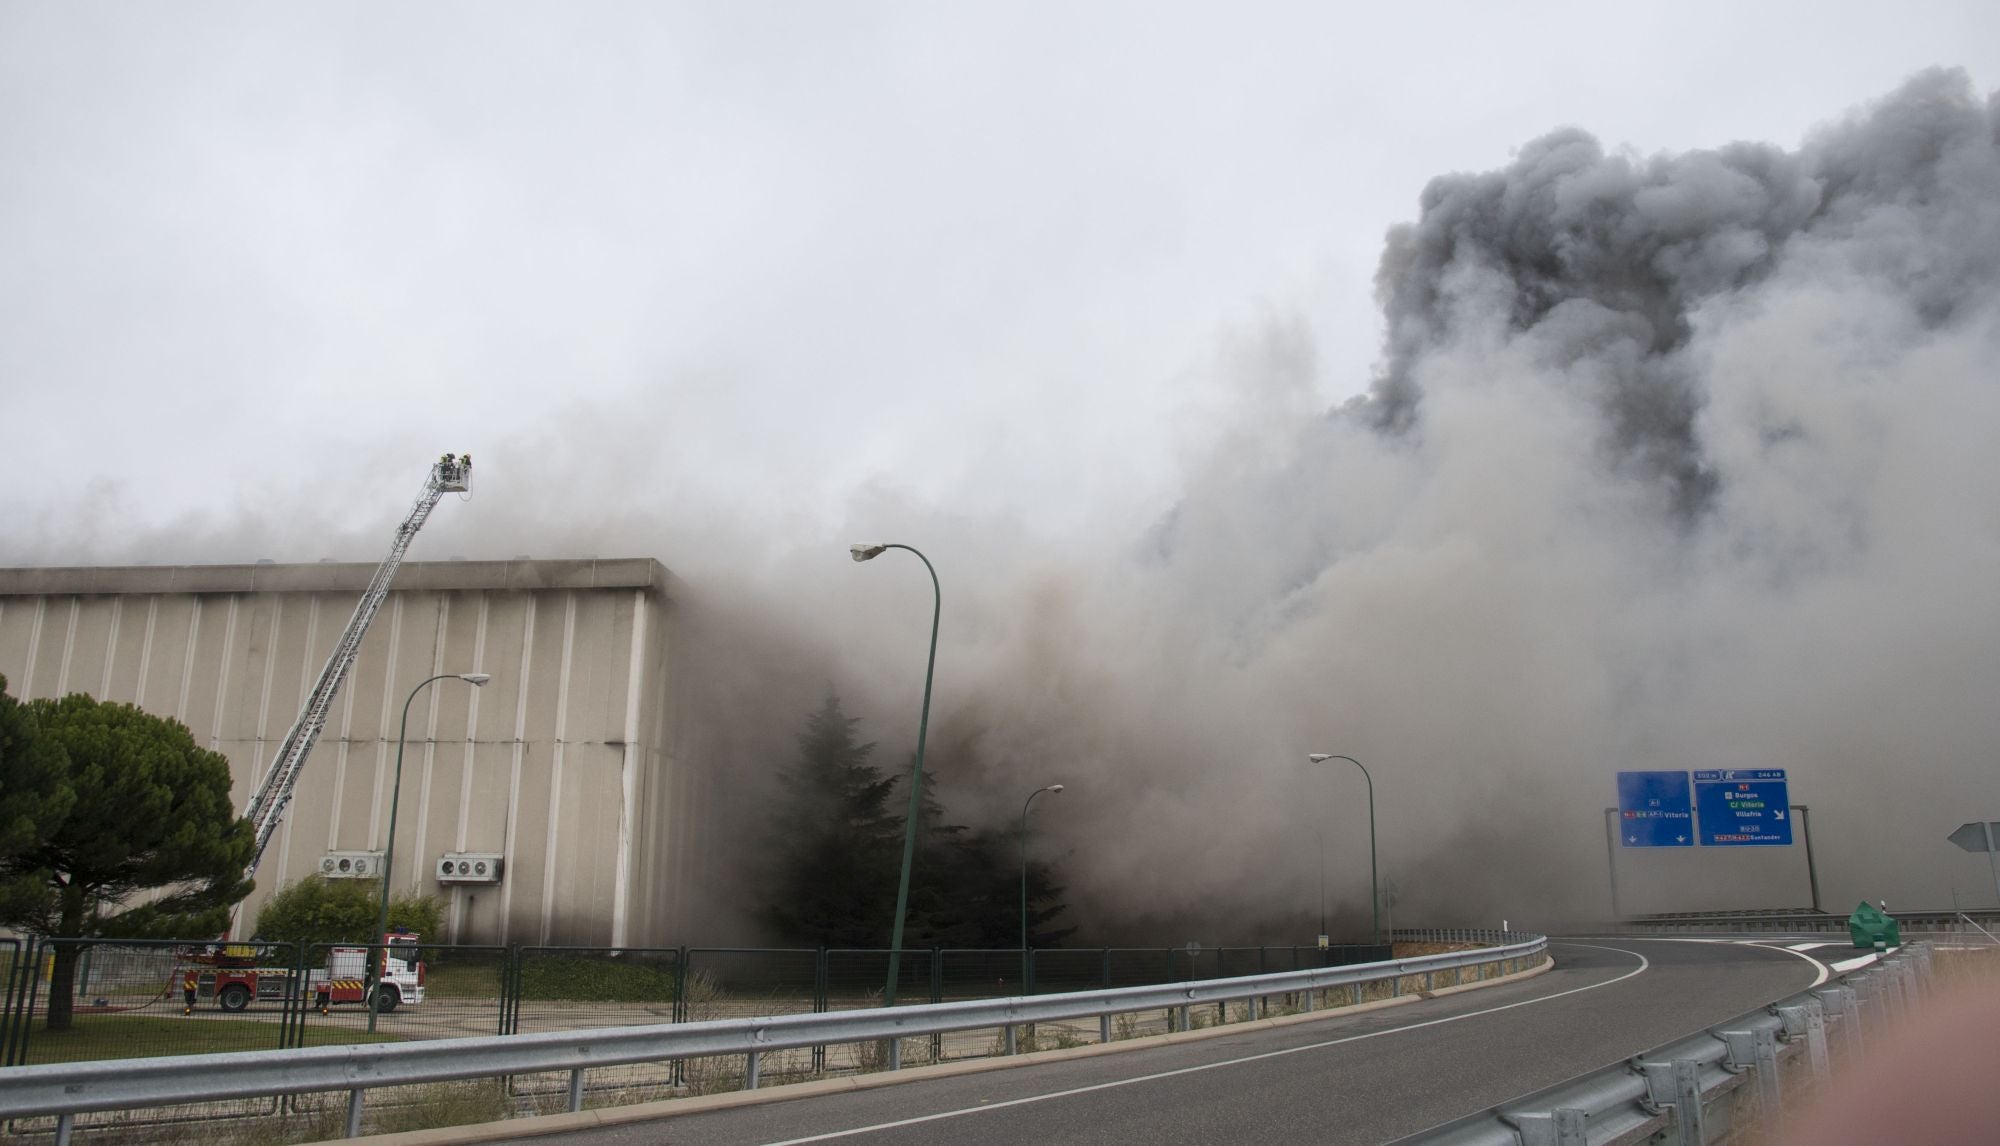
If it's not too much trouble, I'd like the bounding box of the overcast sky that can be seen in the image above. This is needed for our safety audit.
[9,4,2000,929]
[4,1,1996,557]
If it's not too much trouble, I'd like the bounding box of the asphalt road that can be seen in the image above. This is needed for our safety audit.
[488,938,1821,1146]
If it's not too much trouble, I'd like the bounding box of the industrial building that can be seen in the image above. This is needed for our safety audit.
[0,558,709,949]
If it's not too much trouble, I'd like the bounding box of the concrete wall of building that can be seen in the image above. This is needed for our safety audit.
[0,558,702,949]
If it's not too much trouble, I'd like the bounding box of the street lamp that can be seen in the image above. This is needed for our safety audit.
[369,671,489,1031]
[850,542,940,1007]
[1308,753,1379,946]
[1020,784,1064,990]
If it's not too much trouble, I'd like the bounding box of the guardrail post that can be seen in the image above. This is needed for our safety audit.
[53,1111,73,1146]
[930,948,944,1062]
[746,1051,760,1090]
[1670,1058,1705,1145]
[1004,1024,1017,1054]
[1836,985,1863,1059]
[1880,966,1905,1025]
[812,947,828,1074]
[1781,1001,1830,1082]
[1879,961,1900,1017]
[1849,975,1877,1041]
[1099,1011,1112,1043]
[567,1067,585,1111]
[345,1088,365,1138]
[1753,1026,1783,1127]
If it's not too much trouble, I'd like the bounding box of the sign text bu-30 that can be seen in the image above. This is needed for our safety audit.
[1694,769,1792,847]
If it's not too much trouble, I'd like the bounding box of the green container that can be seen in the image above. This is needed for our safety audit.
[1847,901,1901,949]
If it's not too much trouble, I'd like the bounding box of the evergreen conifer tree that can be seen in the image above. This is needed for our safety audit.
[762,695,901,947]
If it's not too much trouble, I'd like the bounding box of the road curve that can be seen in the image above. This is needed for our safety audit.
[483,938,1821,1146]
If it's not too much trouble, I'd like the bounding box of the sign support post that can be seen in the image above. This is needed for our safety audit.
[1795,805,1822,913]
[1603,808,1625,920]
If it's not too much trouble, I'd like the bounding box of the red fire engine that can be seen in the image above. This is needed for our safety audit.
[180,930,426,1014]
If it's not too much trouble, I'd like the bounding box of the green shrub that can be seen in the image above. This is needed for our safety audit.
[252,875,443,948]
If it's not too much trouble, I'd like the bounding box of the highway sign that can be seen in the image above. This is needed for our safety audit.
[1694,769,1792,846]
[1616,771,1694,847]
[1949,823,2000,853]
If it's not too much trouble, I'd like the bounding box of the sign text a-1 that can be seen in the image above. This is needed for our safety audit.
[1616,770,1694,847]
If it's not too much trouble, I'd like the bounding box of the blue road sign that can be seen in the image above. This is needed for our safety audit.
[1694,769,1793,846]
[1616,771,1694,847]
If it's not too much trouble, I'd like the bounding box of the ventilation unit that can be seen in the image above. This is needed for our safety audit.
[320,851,384,879]
[436,853,504,884]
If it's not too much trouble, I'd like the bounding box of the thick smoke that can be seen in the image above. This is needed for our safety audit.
[10,69,2000,941]
[882,67,2000,936]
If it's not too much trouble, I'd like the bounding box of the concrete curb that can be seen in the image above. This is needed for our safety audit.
[357,955,1555,1144]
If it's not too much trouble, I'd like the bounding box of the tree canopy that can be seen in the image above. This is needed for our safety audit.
[0,674,72,868]
[0,689,256,1028]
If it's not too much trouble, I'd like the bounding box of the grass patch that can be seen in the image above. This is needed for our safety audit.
[18,1016,399,1064]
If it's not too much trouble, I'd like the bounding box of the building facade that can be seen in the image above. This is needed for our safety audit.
[0,558,708,949]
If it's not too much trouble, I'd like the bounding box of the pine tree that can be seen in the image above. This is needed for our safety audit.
[0,691,254,1030]
[762,695,902,947]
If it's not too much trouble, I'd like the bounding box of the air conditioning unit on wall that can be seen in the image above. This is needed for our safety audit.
[320,851,384,879]
[437,852,504,884]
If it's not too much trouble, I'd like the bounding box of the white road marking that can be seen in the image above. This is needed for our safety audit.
[1786,942,1835,952]
[1743,941,1832,987]
[757,943,1651,1145]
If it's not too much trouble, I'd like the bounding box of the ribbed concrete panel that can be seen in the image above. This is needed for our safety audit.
[0,559,690,948]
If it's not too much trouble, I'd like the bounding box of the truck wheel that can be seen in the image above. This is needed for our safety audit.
[373,985,401,1014]
[217,984,251,1012]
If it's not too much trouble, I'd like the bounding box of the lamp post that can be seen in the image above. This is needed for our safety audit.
[850,542,940,1007]
[1020,784,1064,990]
[369,671,489,1031]
[1307,753,1379,946]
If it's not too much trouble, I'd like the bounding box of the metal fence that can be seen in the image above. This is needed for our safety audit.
[0,934,1405,1137]
[0,934,1546,1141]
[0,935,1396,1067]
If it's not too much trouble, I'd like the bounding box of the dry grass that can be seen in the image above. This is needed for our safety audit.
[1924,942,2000,993]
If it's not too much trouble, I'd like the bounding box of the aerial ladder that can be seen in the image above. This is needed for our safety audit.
[237,454,473,884]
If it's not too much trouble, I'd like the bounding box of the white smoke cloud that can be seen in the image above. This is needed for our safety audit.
[8,67,1999,940]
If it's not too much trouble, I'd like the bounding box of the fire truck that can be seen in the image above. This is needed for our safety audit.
[183,930,427,1014]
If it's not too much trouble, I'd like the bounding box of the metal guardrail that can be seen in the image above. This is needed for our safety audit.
[1394,944,1935,1145]
[1608,906,2000,935]
[0,934,1547,1140]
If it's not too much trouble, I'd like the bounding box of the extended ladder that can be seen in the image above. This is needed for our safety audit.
[239,455,472,879]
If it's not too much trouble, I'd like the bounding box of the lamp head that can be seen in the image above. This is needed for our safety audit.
[460,673,492,686]
[850,543,888,562]
[1307,753,1332,763]
[1047,784,1065,793]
